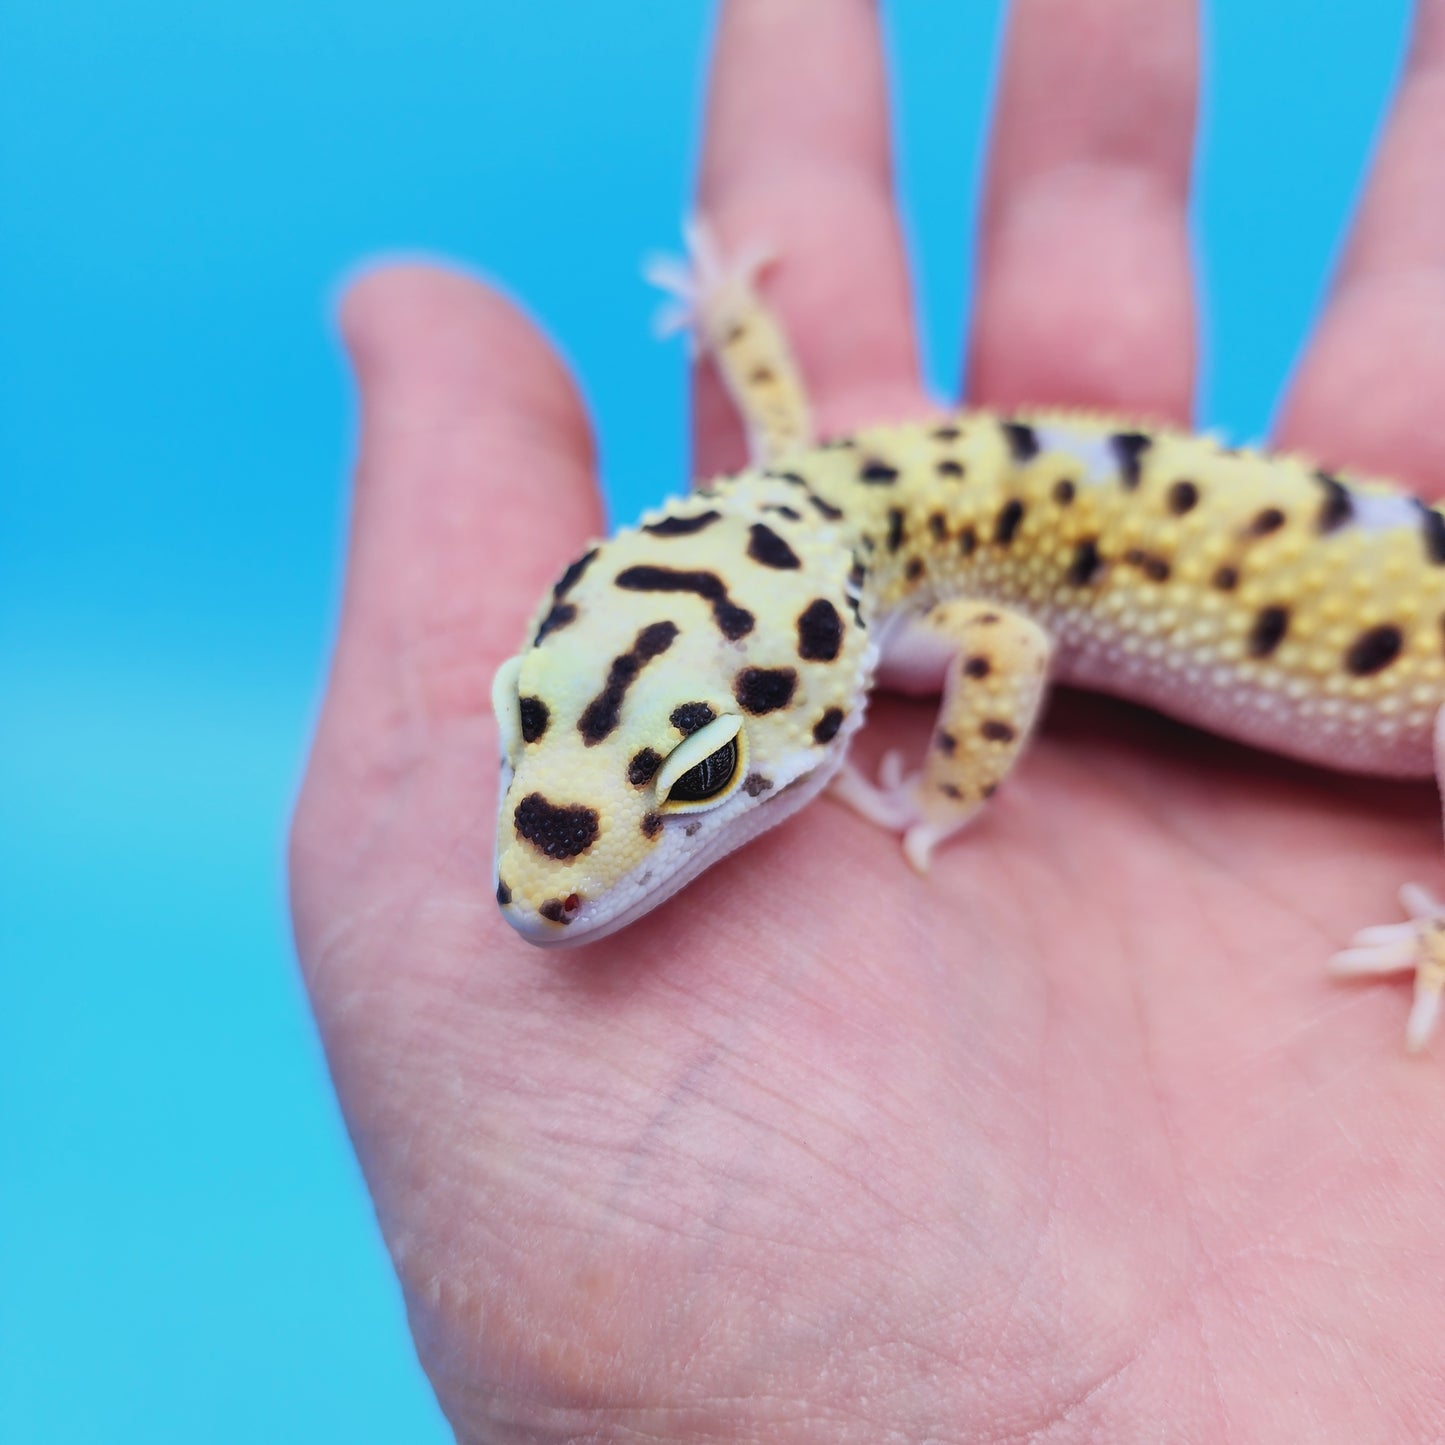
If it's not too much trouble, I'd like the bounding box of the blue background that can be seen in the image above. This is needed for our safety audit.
[0,1,1410,1439]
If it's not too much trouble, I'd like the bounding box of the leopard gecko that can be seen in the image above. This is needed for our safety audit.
[491,227,1445,1051]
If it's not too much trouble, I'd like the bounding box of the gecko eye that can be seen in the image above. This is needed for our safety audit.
[656,714,746,810]
[666,738,737,802]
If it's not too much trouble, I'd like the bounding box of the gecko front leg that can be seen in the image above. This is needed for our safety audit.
[832,599,1053,872]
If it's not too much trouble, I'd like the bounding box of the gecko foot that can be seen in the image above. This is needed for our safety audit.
[1329,883,1445,1052]
[643,217,775,350]
[830,750,974,874]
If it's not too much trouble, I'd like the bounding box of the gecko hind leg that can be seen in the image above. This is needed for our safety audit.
[645,217,813,464]
[1329,706,1445,1051]
[831,599,1053,873]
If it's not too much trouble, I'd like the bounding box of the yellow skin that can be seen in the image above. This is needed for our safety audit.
[292,1,1445,1439]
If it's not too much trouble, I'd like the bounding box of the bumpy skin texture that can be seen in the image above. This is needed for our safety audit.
[291,0,1445,1439]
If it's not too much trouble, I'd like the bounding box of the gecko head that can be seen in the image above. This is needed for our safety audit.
[490,508,873,946]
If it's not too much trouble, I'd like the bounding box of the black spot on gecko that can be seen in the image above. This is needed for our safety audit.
[496,878,511,906]
[750,366,774,385]
[933,424,961,441]
[1212,565,1240,591]
[577,621,679,745]
[935,730,957,756]
[539,896,582,924]
[808,493,845,521]
[797,598,844,662]
[670,702,716,735]
[1124,549,1171,582]
[514,792,600,861]
[1001,421,1039,463]
[742,773,773,798]
[1247,605,1290,658]
[1415,499,1445,564]
[1314,471,1353,534]
[1247,507,1286,537]
[859,459,899,484]
[981,719,1016,743]
[928,512,948,541]
[534,602,577,643]
[765,504,803,522]
[519,696,549,744]
[1166,480,1199,515]
[1053,478,1076,506]
[940,783,963,800]
[769,470,808,486]
[812,707,845,744]
[640,811,664,839]
[994,499,1025,544]
[963,655,991,679]
[748,522,801,569]
[1345,624,1404,676]
[936,459,964,479]
[959,526,978,556]
[905,558,925,582]
[627,748,663,786]
[1111,432,1152,490]
[614,566,755,640]
[886,508,906,553]
[734,667,797,715]
[642,510,721,537]
[1065,538,1103,586]
[554,548,598,599]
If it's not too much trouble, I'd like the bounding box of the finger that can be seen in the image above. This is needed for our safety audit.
[693,0,925,475]
[1276,4,1445,495]
[968,0,1200,422]
[328,262,599,732]
[292,263,599,940]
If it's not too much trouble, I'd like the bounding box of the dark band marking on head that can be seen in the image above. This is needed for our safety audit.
[1314,471,1353,534]
[1111,432,1152,490]
[519,696,549,744]
[1345,623,1404,676]
[577,620,680,745]
[808,493,845,521]
[1247,605,1290,658]
[748,522,801,569]
[1415,499,1445,564]
[642,510,721,537]
[534,602,577,644]
[615,565,755,639]
[764,504,802,521]
[514,792,601,860]
[1001,421,1039,463]
[797,598,844,662]
[812,707,845,744]
[734,667,797,715]
[670,701,716,735]
[554,548,598,600]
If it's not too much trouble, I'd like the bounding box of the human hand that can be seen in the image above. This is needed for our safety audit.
[291,1,1445,1437]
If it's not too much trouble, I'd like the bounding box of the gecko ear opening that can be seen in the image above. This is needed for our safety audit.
[490,655,525,766]
[657,714,745,810]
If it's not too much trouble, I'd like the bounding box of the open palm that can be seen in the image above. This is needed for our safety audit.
[292,2,1445,1438]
